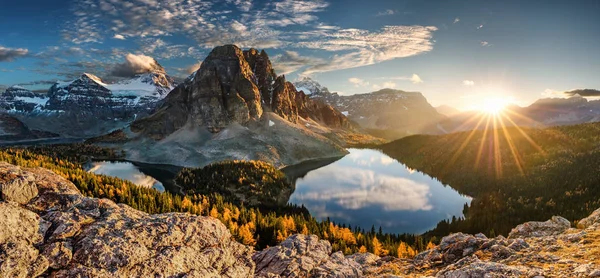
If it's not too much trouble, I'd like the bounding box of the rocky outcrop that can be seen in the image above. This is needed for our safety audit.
[0,162,254,277]
[508,215,571,238]
[2,161,600,277]
[253,234,366,278]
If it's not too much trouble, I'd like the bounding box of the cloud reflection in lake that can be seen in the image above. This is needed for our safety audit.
[288,149,471,234]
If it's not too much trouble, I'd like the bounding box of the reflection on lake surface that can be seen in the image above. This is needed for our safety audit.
[87,161,166,192]
[287,149,471,234]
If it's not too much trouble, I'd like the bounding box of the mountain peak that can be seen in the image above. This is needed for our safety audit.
[81,73,105,84]
[293,77,330,96]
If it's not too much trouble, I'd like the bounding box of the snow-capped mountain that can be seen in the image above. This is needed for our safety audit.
[293,77,331,96]
[0,86,49,113]
[1,71,176,137]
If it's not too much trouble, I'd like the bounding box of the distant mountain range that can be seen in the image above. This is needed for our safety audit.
[0,65,175,137]
[293,78,447,140]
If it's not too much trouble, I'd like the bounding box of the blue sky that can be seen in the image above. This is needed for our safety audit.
[1,0,599,109]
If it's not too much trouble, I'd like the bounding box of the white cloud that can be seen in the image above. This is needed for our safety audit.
[463,80,475,86]
[272,51,325,75]
[453,17,460,24]
[410,74,423,84]
[480,41,489,47]
[382,81,397,88]
[380,73,423,84]
[477,24,484,29]
[113,34,125,40]
[0,46,29,62]
[349,77,369,87]
[186,62,202,74]
[300,26,437,74]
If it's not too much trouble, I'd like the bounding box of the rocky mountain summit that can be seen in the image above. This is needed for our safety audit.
[2,162,600,277]
[98,45,375,168]
[0,69,176,138]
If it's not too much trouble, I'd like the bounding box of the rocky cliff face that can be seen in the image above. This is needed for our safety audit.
[2,162,600,277]
[1,71,176,138]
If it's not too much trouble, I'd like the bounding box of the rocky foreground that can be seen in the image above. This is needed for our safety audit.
[2,162,600,277]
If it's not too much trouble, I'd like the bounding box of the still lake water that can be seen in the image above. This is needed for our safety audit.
[86,149,470,234]
[287,149,471,234]
[86,161,166,192]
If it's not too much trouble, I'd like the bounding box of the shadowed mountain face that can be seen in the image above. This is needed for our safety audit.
[0,113,58,141]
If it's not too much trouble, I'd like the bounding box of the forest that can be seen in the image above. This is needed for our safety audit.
[381,121,600,237]
[0,145,436,258]
[177,160,293,207]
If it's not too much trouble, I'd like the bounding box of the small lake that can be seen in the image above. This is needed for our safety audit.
[285,148,471,234]
[86,161,168,192]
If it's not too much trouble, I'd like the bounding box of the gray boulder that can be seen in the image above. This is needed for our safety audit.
[253,234,364,278]
[508,216,571,238]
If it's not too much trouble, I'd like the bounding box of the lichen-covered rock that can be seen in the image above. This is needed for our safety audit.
[508,216,571,238]
[0,167,38,204]
[0,162,255,277]
[253,234,365,278]
[578,208,600,229]
[0,202,50,278]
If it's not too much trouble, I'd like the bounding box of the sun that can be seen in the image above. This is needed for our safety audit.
[479,97,511,115]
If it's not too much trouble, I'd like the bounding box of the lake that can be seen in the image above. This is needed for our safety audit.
[87,149,471,235]
[284,148,471,234]
[86,161,171,192]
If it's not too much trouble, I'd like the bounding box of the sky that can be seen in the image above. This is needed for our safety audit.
[1,0,599,109]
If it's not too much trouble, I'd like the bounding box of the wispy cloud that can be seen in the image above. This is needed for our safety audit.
[113,34,126,40]
[453,17,460,24]
[477,24,484,30]
[480,41,490,47]
[463,80,475,86]
[59,0,436,76]
[272,50,324,75]
[543,88,600,98]
[0,46,29,62]
[377,9,396,16]
[379,74,423,84]
[300,26,437,74]
[348,77,370,87]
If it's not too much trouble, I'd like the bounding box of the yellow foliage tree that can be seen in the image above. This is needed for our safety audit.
[372,237,388,256]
